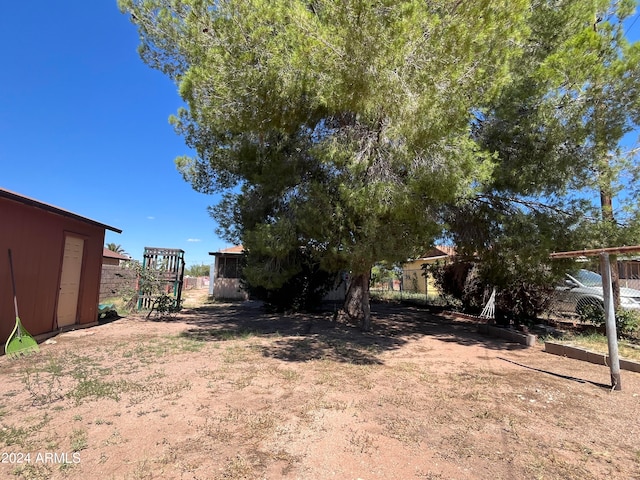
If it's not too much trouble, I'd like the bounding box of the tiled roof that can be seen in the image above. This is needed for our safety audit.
[209,245,244,255]
[103,248,130,260]
[418,245,456,260]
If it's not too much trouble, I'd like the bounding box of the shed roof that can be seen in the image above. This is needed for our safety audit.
[209,245,244,256]
[0,187,122,233]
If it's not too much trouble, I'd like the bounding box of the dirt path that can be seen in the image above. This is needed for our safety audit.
[1,290,639,479]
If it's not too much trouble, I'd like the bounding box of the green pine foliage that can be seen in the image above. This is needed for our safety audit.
[241,248,338,312]
[118,0,640,327]
[442,0,640,315]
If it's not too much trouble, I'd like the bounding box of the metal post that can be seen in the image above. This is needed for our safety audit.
[137,252,147,310]
[600,252,622,390]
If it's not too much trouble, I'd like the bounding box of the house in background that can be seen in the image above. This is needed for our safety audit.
[209,246,248,300]
[102,248,130,266]
[401,245,456,295]
[0,188,121,345]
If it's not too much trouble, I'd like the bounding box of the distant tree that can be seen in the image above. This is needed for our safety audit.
[185,263,210,277]
[106,243,127,256]
[563,2,640,309]
[370,263,400,290]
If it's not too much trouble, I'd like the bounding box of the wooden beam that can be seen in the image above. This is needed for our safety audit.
[550,245,640,259]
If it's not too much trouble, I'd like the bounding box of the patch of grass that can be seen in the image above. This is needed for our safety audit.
[131,458,153,480]
[93,418,112,425]
[347,429,377,455]
[45,440,59,450]
[103,429,126,446]
[218,454,258,480]
[203,416,234,443]
[222,345,254,364]
[342,364,376,389]
[181,328,256,341]
[19,353,137,405]
[268,449,301,476]
[126,378,191,406]
[21,357,65,406]
[378,392,420,410]
[58,461,77,475]
[393,361,420,373]
[246,410,280,439]
[560,332,640,361]
[273,367,301,382]
[0,424,32,448]
[201,406,281,445]
[121,336,204,360]
[416,472,445,480]
[442,429,476,458]
[68,377,133,404]
[309,395,348,412]
[196,367,228,382]
[70,428,88,452]
[0,413,50,448]
[11,463,52,480]
[382,415,426,445]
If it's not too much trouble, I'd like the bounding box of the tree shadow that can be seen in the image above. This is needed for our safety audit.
[175,301,530,364]
[98,313,125,325]
[260,336,384,364]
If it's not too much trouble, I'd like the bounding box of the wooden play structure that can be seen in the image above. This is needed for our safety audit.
[137,247,185,310]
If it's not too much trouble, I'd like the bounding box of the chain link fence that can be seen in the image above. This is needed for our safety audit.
[547,260,640,322]
[383,260,640,323]
[183,276,210,290]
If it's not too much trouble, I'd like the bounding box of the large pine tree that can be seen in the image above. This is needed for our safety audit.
[120,0,609,329]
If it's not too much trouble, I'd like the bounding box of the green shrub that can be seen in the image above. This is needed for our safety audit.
[242,250,339,312]
[578,304,640,337]
[427,260,555,325]
[616,310,640,336]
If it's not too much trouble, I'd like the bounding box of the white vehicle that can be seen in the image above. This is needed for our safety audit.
[555,269,640,317]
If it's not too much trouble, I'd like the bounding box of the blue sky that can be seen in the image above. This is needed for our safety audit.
[2,3,640,267]
[0,2,229,266]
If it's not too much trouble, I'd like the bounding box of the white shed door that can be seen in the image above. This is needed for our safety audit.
[57,235,84,327]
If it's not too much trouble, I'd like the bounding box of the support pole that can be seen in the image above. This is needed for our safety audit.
[600,252,622,390]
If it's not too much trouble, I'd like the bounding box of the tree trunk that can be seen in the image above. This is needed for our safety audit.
[610,253,620,310]
[594,13,620,311]
[600,189,621,309]
[343,271,372,331]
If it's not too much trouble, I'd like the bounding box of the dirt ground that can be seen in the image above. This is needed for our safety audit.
[1,288,639,480]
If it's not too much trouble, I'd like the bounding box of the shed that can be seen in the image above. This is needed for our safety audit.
[0,188,121,345]
[209,246,248,300]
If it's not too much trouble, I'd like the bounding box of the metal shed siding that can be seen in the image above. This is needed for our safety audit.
[0,197,106,344]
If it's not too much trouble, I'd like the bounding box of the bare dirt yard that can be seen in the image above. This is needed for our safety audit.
[1,288,639,480]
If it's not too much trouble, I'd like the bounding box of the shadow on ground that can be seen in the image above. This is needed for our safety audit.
[170,301,528,364]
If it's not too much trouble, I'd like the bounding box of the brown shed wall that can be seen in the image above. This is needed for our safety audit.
[0,197,106,344]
